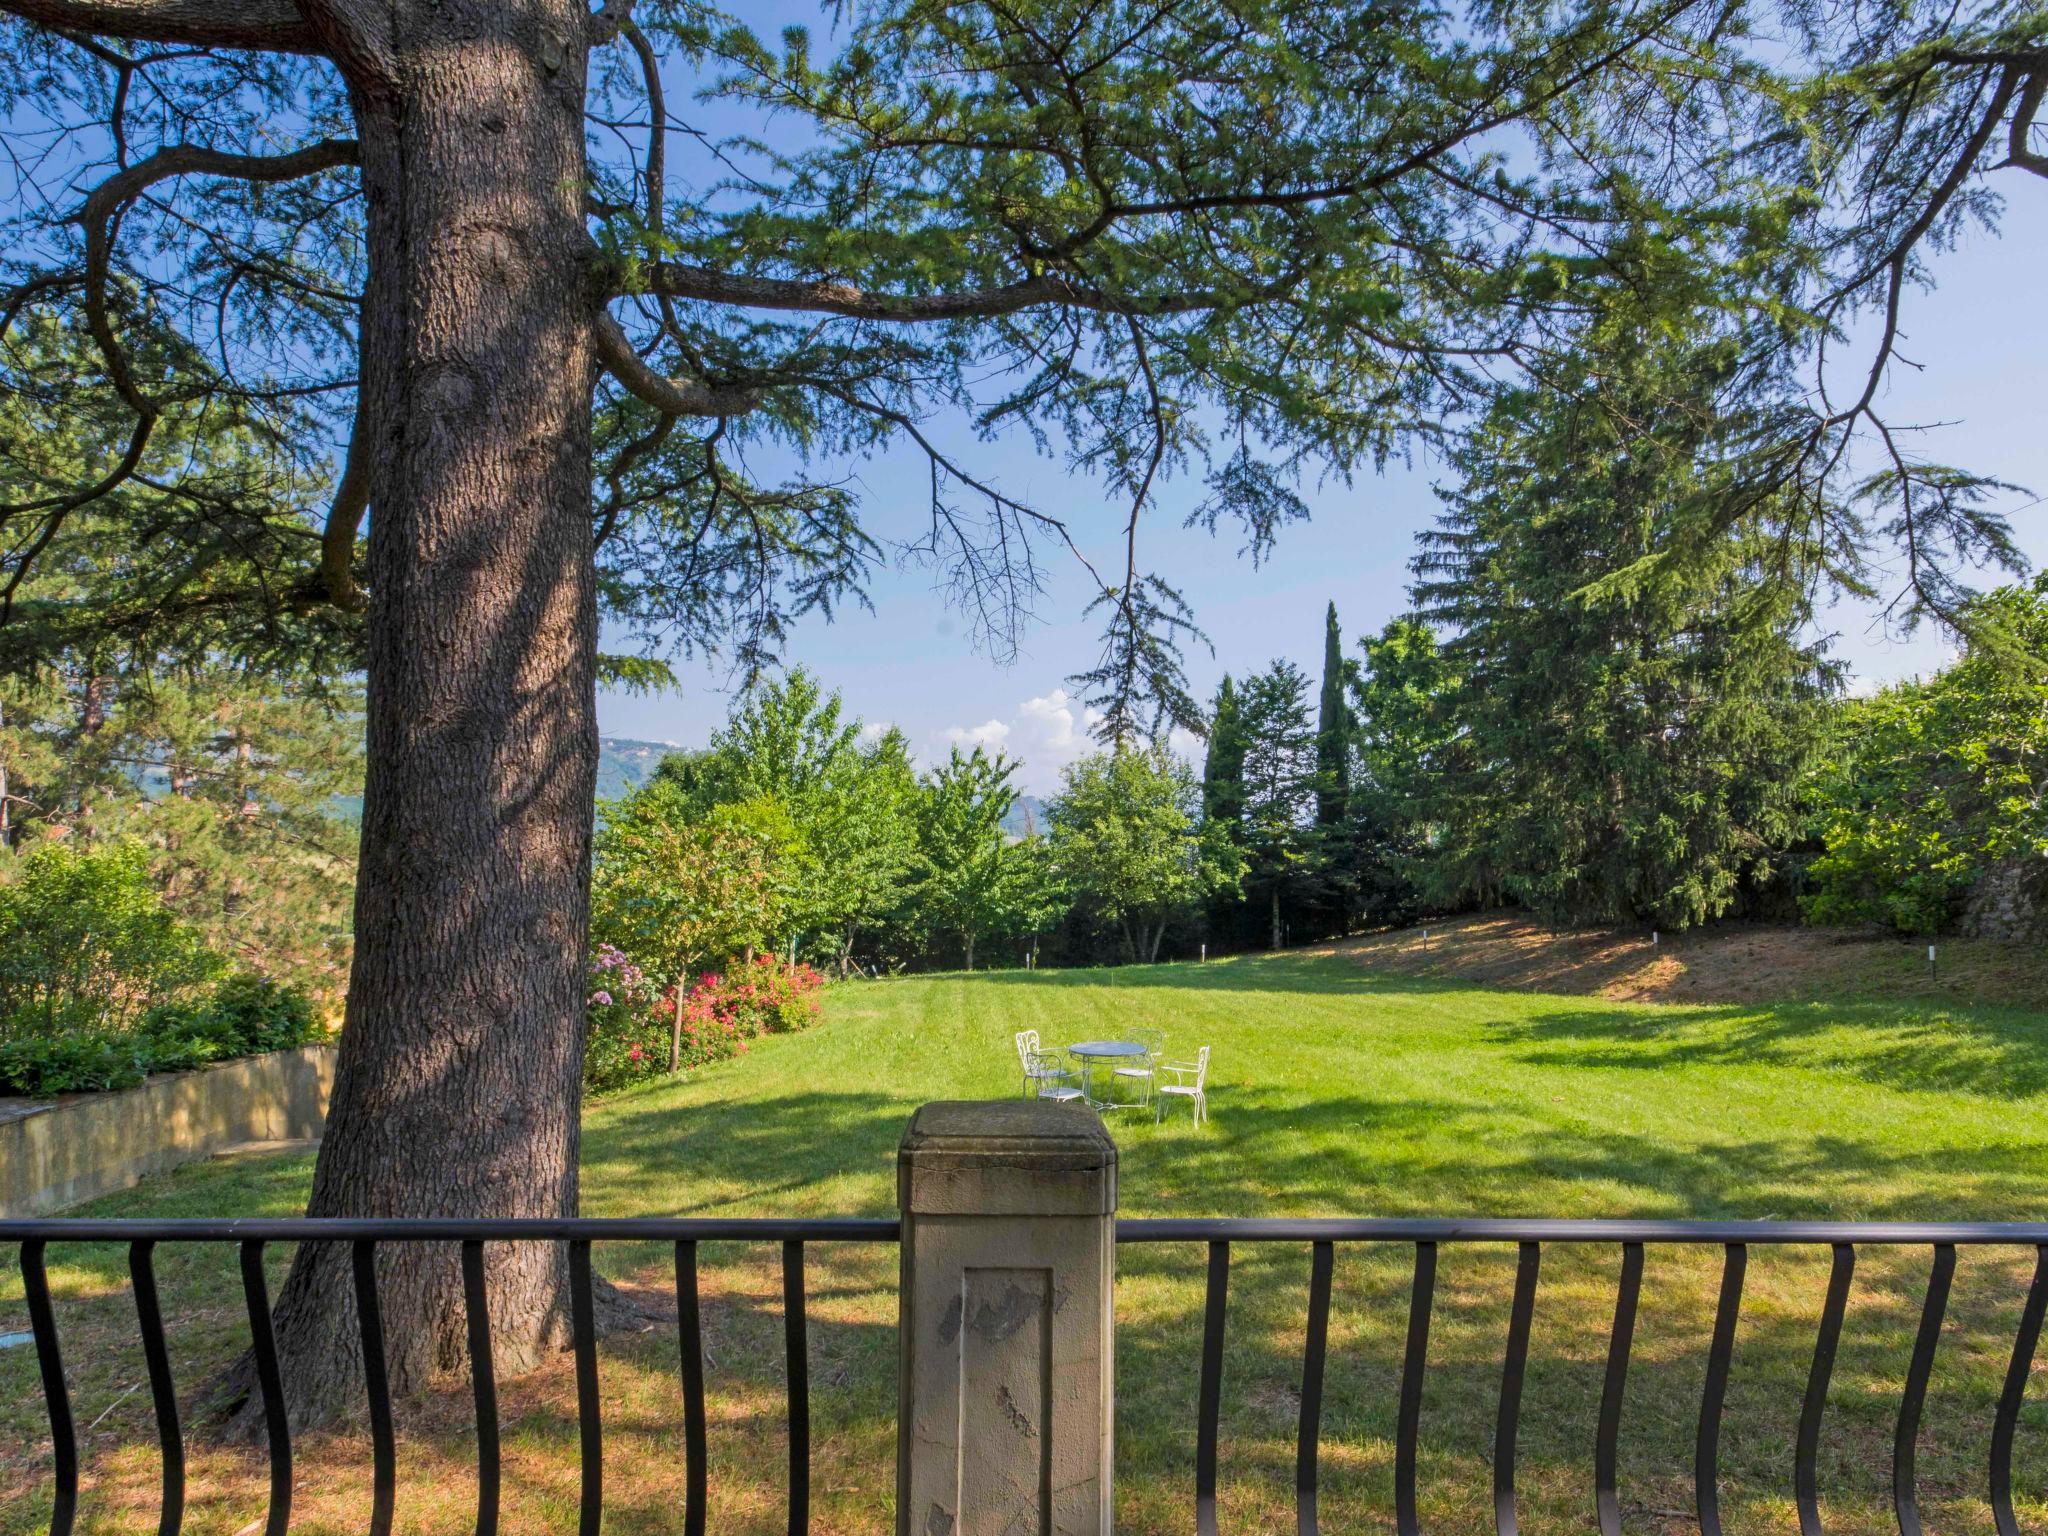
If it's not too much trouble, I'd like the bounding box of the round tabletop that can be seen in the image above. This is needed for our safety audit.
[1068,1040,1148,1057]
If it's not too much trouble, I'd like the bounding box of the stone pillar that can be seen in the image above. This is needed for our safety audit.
[897,1100,1118,1536]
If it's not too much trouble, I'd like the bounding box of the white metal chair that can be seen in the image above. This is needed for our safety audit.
[1015,1029,1073,1099]
[1111,1025,1167,1107]
[1155,1044,1210,1126]
[1035,1065,1087,1105]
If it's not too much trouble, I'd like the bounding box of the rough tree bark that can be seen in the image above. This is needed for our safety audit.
[228,0,601,1425]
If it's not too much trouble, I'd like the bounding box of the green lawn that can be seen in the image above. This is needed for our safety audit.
[6,950,2048,1536]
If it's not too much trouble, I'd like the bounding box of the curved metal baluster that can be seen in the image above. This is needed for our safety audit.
[783,1240,810,1536]
[22,1239,77,1536]
[238,1240,292,1536]
[1696,1243,1747,1536]
[1396,1241,1437,1536]
[350,1241,394,1536]
[460,1240,500,1536]
[675,1241,708,1536]
[1596,1243,1643,1536]
[1197,1240,1230,1536]
[1990,1244,2048,1536]
[1796,1244,1855,1536]
[129,1240,185,1536]
[1894,1244,1954,1536]
[1296,1241,1333,1536]
[1495,1243,1541,1536]
[569,1240,602,1536]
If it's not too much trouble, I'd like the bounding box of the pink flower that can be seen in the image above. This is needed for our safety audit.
[588,990,613,1007]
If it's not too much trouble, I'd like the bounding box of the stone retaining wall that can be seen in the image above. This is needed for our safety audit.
[0,1043,336,1216]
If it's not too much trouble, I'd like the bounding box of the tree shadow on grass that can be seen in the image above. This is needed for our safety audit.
[581,1089,911,1218]
[961,953,1465,998]
[1111,1088,2048,1224]
[1494,1001,2048,1101]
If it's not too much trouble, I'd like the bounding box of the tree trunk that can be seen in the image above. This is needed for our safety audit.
[1271,887,1282,950]
[1147,923,1165,964]
[963,930,975,971]
[670,982,686,1074]
[240,1,599,1428]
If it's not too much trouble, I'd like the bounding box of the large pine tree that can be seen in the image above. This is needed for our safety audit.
[1235,659,1322,947]
[1413,307,1840,928]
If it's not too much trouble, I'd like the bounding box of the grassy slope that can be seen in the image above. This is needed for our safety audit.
[5,950,2047,1536]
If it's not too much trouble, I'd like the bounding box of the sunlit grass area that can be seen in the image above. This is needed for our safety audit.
[5,948,2047,1535]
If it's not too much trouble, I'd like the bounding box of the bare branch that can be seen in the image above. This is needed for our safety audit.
[0,0,318,52]
[319,421,368,610]
[625,261,1291,322]
[76,137,360,234]
[592,312,763,417]
[2004,69,2048,177]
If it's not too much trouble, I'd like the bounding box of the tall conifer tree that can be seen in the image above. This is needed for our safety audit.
[1314,603,1351,829]
[1201,676,1248,831]
[1413,298,1839,927]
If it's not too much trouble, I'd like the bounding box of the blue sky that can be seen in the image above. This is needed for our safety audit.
[601,63,2048,796]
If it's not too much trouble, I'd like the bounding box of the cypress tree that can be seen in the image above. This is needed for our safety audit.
[1314,602,1351,828]
[1201,675,1248,831]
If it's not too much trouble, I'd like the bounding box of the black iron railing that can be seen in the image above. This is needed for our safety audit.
[3,1217,900,1536]
[1115,1219,2048,1536]
[8,1216,2047,1536]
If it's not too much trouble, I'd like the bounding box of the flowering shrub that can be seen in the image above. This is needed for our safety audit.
[665,955,824,1071]
[584,948,824,1096]
[583,944,667,1095]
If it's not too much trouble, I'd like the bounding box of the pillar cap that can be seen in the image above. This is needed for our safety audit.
[898,1100,1117,1215]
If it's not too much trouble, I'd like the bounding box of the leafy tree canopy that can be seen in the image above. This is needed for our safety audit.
[4,0,2039,724]
[1047,744,1238,964]
[1801,577,2048,935]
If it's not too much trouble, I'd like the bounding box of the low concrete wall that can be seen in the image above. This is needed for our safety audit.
[0,1043,336,1216]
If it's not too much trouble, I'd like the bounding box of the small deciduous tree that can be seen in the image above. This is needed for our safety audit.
[1048,746,1236,964]
[1801,579,2048,935]
[591,788,788,1069]
[909,747,1020,972]
[0,839,218,1036]
[655,672,921,973]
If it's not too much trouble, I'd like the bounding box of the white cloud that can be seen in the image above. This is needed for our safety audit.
[941,718,1011,751]
[928,686,1202,794]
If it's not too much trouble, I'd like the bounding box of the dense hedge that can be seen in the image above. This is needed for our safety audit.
[0,971,325,1096]
[0,839,327,1097]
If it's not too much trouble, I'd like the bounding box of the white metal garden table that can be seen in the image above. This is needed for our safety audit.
[1066,1040,1149,1109]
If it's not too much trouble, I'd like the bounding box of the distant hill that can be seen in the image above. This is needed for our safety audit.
[1002,795,1046,838]
[597,737,679,801]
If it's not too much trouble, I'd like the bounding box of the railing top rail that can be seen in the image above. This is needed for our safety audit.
[8,1215,2046,1245]
[1116,1216,2048,1244]
[0,1216,900,1242]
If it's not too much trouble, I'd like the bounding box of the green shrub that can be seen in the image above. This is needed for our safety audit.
[143,972,323,1060]
[0,839,220,1038]
[584,944,668,1096]
[0,972,325,1098]
[0,1031,155,1095]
